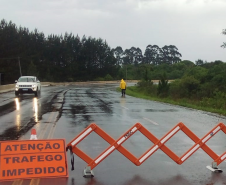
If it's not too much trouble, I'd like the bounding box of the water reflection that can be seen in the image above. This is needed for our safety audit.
[120,97,126,108]
[14,97,40,124]
[15,98,20,110]
[33,97,38,122]
[16,115,20,131]
[15,98,21,131]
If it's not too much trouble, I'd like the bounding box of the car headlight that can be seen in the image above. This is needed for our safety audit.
[15,84,19,88]
[32,84,37,88]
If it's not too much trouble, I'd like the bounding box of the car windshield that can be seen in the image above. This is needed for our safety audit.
[18,77,35,82]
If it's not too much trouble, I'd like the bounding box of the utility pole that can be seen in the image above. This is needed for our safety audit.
[18,57,22,76]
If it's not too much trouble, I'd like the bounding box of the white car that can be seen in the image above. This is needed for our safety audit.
[15,76,41,97]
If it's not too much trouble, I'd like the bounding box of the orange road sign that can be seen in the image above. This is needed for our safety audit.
[0,139,68,181]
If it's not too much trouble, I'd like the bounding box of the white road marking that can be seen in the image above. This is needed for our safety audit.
[143,117,159,125]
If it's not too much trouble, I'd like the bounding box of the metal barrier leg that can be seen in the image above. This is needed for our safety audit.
[83,166,94,178]
[206,162,223,173]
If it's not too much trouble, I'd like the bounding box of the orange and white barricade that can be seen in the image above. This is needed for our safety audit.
[66,122,226,177]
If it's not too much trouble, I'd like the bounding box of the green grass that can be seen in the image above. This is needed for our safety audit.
[117,86,226,116]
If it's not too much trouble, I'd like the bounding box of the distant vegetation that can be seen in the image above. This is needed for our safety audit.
[1,19,224,85]
[0,19,182,84]
[126,60,226,115]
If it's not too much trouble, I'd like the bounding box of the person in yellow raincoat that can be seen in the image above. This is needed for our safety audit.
[120,79,126,97]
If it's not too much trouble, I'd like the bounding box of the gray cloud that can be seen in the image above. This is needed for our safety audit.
[0,0,225,62]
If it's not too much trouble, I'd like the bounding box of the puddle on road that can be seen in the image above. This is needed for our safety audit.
[0,88,113,140]
[0,119,37,140]
[0,92,64,141]
[0,97,42,140]
[60,89,113,127]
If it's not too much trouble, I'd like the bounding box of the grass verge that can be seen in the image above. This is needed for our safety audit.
[117,86,226,116]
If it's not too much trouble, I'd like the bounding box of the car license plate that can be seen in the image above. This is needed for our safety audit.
[22,89,28,91]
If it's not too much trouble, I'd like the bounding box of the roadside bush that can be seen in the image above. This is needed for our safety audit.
[183,66,208,83]
[212,91,226,109]
[199,91,226,109]
[168,76,200,99]
[104,74,113,81]
[197,82,213,98]
[169,79,181,99]
[137,80,157,95]
[168,70,183,79]
[180,76,200,98]
[157,73,170,97]
[137,80,153,88]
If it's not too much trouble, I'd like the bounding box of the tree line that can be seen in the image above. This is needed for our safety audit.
[136,60,226,111]
[0,19,182,84]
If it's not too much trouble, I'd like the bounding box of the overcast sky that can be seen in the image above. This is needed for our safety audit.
[0,0,225,62]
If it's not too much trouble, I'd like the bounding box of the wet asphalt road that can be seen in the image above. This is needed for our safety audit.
[1,83,226,185]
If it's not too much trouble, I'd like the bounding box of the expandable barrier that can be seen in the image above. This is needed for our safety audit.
[66,122,226,177]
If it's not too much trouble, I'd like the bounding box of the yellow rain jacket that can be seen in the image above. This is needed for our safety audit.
[120,79,126,89]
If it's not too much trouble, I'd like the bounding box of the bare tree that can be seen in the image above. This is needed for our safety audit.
[221,29,226,48]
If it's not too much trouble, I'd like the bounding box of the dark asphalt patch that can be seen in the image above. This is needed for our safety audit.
[86,89,113,114]
[145,109,178,112]
[0,101,16,117]
[70,105,86,115]
[60,88,112,127]
[0,119,37,140]
[62,104,92,125]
